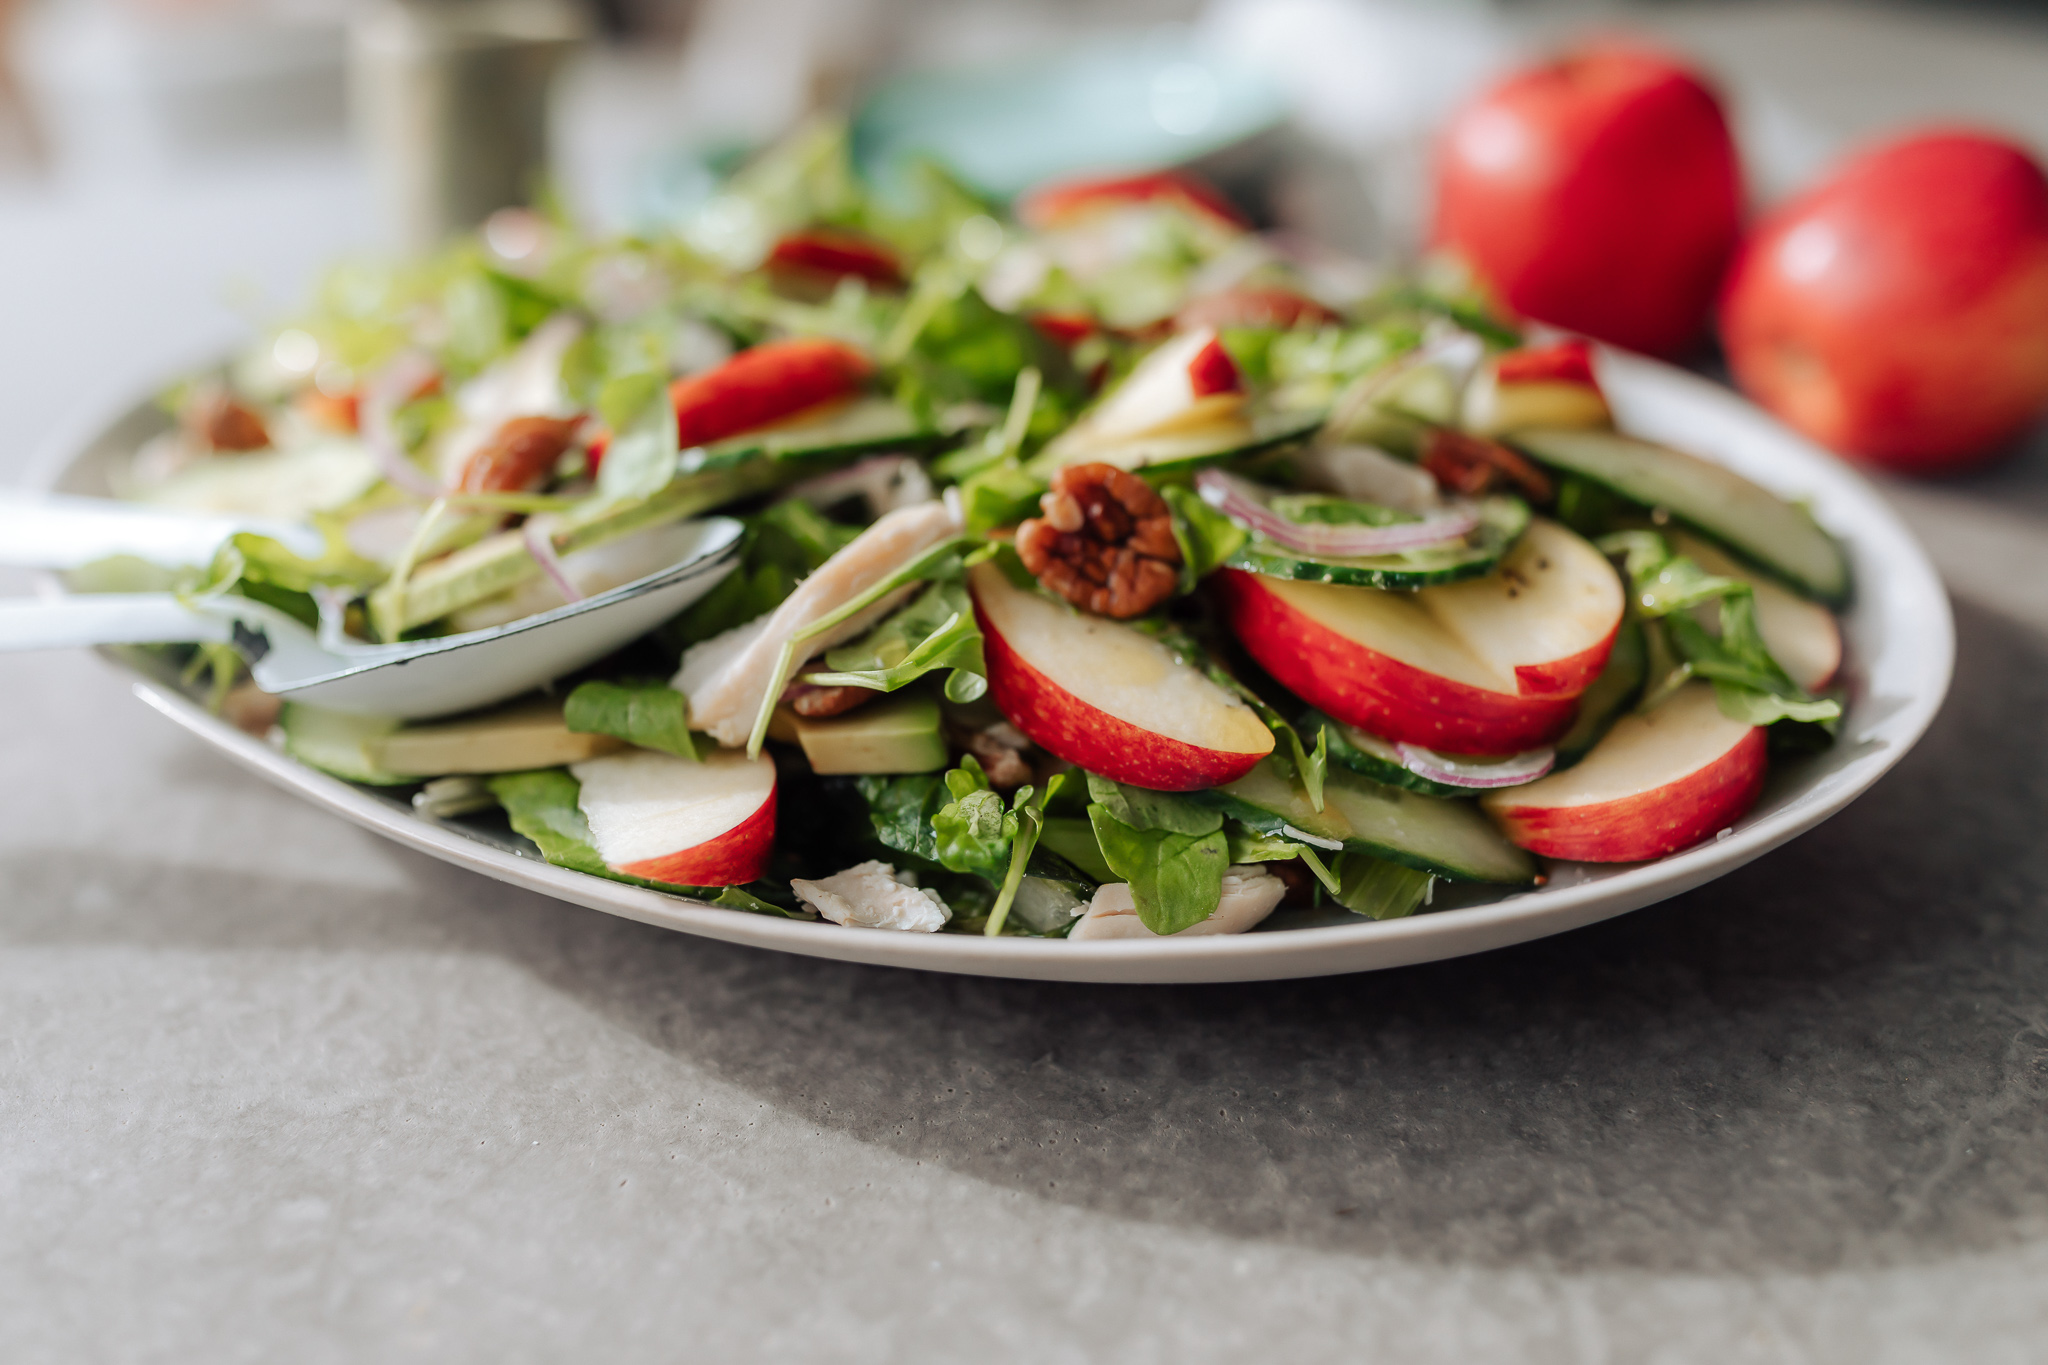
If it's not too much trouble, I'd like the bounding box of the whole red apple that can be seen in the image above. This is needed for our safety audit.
[1720,130,2048,473]
[1431,43,1742,358]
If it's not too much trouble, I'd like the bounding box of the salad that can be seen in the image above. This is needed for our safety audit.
[108,122,1849,941]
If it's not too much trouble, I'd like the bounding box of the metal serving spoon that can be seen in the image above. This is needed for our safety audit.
[0,492,743,719]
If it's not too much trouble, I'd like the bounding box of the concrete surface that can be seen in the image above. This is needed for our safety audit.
[7,6,2048,1361]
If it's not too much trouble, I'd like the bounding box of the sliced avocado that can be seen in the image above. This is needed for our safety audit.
[795,692,947,775]
[369,699,625,778]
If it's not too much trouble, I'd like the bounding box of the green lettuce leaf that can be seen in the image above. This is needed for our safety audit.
[1223,822,1341,894]
[932,755,1010,882]
[855,771,950,863]
[597,373,681,503]
[564,679,697,759]
[1331,851,1433,921]
[1160,483,1248,588]
[806,579,987,703]
[1086,802,1228,936]
[1083,772,1223,837]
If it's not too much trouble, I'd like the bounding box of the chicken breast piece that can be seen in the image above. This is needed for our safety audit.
[792,860,952,933]
[675,499,960,747]
[1068,865,1286,941]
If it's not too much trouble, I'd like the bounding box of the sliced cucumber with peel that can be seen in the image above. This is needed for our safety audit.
[686,397,953,472]
[1194,756,1537,885]
[1510,428,1850,605]
[1224,495,1530,589]
[1321,769,1537,885]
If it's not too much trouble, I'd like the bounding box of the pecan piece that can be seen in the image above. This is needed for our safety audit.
[1015,462,1182,619]
[457,415,581,493]
[1421,428,1554,503]
[186,390,271,452]
[782,681,875,718]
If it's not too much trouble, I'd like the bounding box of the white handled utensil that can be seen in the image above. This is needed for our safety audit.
[0,517,743,719]
[0,489,329,568]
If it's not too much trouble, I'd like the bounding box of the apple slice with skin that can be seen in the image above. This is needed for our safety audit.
[1671,532,1842,692]
[571,748,777,886]
[1217,518,1624,754]
[1018,169,1249,234]
[1480,681,1766,862]
[969,561,1274,791]
[1463,339,1614,436]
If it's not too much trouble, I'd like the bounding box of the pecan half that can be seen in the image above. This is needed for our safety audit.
[187,390,271,452]
[1015,462,1182,619]
[457,415,581,493]
[781,681,876,718]
[1421,428,1554,503]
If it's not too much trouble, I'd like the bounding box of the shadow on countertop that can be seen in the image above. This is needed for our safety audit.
[8,597,2045,1277]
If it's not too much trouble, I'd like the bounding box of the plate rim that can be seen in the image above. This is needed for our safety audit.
[42,350,1955,984]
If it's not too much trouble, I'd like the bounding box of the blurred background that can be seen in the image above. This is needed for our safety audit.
[2,0,2047,476]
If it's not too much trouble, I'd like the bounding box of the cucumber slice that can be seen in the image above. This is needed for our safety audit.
[1309,710,1516,799]
[1029,404,1322,476]
[279,702,409,785]
[1321,768,1538,885]
[1555,616,1647,767]
[686,397,953,472]
[1510,428,1850,605]
[1223,495,1530,589]
[1192,756,1352,847]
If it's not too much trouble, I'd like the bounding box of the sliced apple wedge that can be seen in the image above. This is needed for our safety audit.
[969,561,1274,791]
[1672,533,1842,693]
[1480,682,1766,863]
[571,748,777,886]
[1217,518,1624,754]
[1462,339,1613,436]
[1040,327,1251,466]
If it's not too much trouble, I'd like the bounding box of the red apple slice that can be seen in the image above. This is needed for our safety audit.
[1217,518,1624,754]
[763,227,904,289]
[571,748,777,886]
[969,561,1274,791]
[1480,681,1766,862]
[1463,339,1613,436]
[1018,169,1249,234]
[1672,533,1842,692]
[668,337,875,449]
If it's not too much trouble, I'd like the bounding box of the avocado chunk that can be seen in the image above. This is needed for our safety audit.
[368,699,624,777]
[795,693,947,775]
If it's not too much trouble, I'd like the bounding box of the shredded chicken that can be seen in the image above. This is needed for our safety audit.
[792,860,951,933]
[674,499,960,747]
[1067,865,1286,941]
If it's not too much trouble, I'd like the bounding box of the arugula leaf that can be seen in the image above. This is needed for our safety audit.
[1599,531,1842,732]
[856,771,949,863]
[932,755,1010,882]
[1086,802,1228,936]
[805,580,987,703]
[958,462,1046,535]
[597,374,681,503]
[487,768,812,915]
[982,776,1063,937]
[564,679,697,759]
[1224,822,1341,894]
[1160,483,1248,588]
[1331,851,1434,921]
[1083,771,1223,837]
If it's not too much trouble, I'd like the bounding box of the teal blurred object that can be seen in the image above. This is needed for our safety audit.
[635,34,1286,228]
[849,35,1286,201]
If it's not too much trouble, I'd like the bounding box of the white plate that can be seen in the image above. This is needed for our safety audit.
[40,350,1952,983]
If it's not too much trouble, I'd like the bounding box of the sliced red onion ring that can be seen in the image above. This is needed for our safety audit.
[1194,467,1478,558]
[360,352,446,499]
[521,515,583,605]
[1395,742,1555,789]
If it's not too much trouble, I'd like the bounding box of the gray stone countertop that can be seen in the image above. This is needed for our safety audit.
[8,10,2048,1361]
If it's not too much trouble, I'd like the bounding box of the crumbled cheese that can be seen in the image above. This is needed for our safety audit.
[791,860,952,933]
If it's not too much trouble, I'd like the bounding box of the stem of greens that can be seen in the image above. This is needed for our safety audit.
[743,535,975,757]
[984,775,1061,938]
[375,496,447,641]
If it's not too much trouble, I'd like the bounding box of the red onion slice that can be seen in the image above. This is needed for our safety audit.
[1195,468,1477,558]
[1395,742,1555,789]
[360,352,446,499]
[521,515,583,605]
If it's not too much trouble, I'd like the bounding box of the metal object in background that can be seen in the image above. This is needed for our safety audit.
[350,0,586,251]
